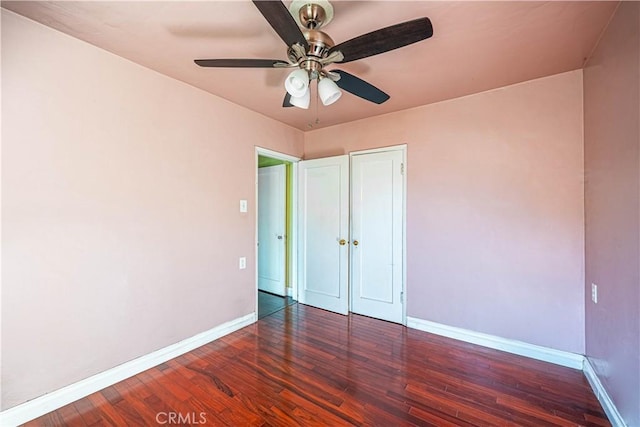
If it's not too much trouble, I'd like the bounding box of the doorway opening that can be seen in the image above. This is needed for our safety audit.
[255,148,299,319]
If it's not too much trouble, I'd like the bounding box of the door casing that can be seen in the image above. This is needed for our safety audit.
[255,147,300,317]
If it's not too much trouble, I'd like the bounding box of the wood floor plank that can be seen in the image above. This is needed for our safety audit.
[71,398,102,426]
[24,304,609,426]
[85,392,129,426]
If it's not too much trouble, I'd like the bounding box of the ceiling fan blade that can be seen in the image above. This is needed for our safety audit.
[333,70,390,104]
[252,0,309,50]
[328,18,433,64]
[195,59,289,68]
[283,92,294,107]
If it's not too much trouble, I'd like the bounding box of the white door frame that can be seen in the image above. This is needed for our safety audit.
[349,144,407,325]
[255,147,300,317]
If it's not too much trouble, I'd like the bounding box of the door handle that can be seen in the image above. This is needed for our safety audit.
[339,239,348,246]
[277,235,283,240]
[353,240,359,246]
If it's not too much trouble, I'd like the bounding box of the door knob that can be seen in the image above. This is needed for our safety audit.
[339,239,347,246]
[277,235,283,240]
[353,240,359,246]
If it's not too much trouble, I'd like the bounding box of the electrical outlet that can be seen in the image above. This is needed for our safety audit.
[591,283,598,304]
[239,257,246,270]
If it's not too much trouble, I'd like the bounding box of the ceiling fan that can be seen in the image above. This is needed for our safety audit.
[194,0,433,109]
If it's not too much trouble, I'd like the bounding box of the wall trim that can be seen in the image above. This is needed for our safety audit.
[583,358,627,427]
[0,312,257,427]
[406,316,584,369]
[349,143,408,156]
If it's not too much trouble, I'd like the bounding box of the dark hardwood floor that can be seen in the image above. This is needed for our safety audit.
[26,304,609,426]
[258,290,294,319]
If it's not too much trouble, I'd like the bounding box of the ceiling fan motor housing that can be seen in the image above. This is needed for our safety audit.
[304,29,334,58]
[287,28,335,79]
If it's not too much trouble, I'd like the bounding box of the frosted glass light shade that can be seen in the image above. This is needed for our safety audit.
[290,88,310,109]
[285,69,310,97]
[318,78,342,106]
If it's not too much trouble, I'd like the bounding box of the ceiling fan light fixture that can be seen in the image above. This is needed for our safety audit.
[195,1,433,111]
[318,77,342,106]
[285,69,310,97]
[290,88,311,109]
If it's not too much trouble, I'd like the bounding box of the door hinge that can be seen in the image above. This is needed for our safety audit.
[400,163,404,175]
[400,291,404,304]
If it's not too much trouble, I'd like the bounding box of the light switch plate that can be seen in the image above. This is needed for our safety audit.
[240,200,248,213]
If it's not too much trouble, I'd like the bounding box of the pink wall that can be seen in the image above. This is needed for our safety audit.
[1,11,303,410]
[305,70,585,353]
[6,3,625,417]
[583,2,640,425]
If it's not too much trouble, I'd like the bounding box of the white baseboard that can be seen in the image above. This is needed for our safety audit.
[583,358,627,427]
[408,317,626,426]
[0,312,257,427]
[406,317,584,369]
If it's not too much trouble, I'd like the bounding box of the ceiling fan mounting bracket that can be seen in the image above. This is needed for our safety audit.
[287,43,307,63]
[290,0,334,30]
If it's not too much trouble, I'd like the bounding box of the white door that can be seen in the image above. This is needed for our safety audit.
[298,155,350,315]
[258,164,286,296]
[351,150,404,323]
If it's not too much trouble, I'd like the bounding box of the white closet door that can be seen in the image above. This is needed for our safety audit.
[298,155,350,315]
[351,150,404,323]
[258,164,286,296]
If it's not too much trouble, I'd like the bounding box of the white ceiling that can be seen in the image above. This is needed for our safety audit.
[2,1,618,131]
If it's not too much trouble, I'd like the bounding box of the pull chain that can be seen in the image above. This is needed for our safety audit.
[307,79,320,129]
